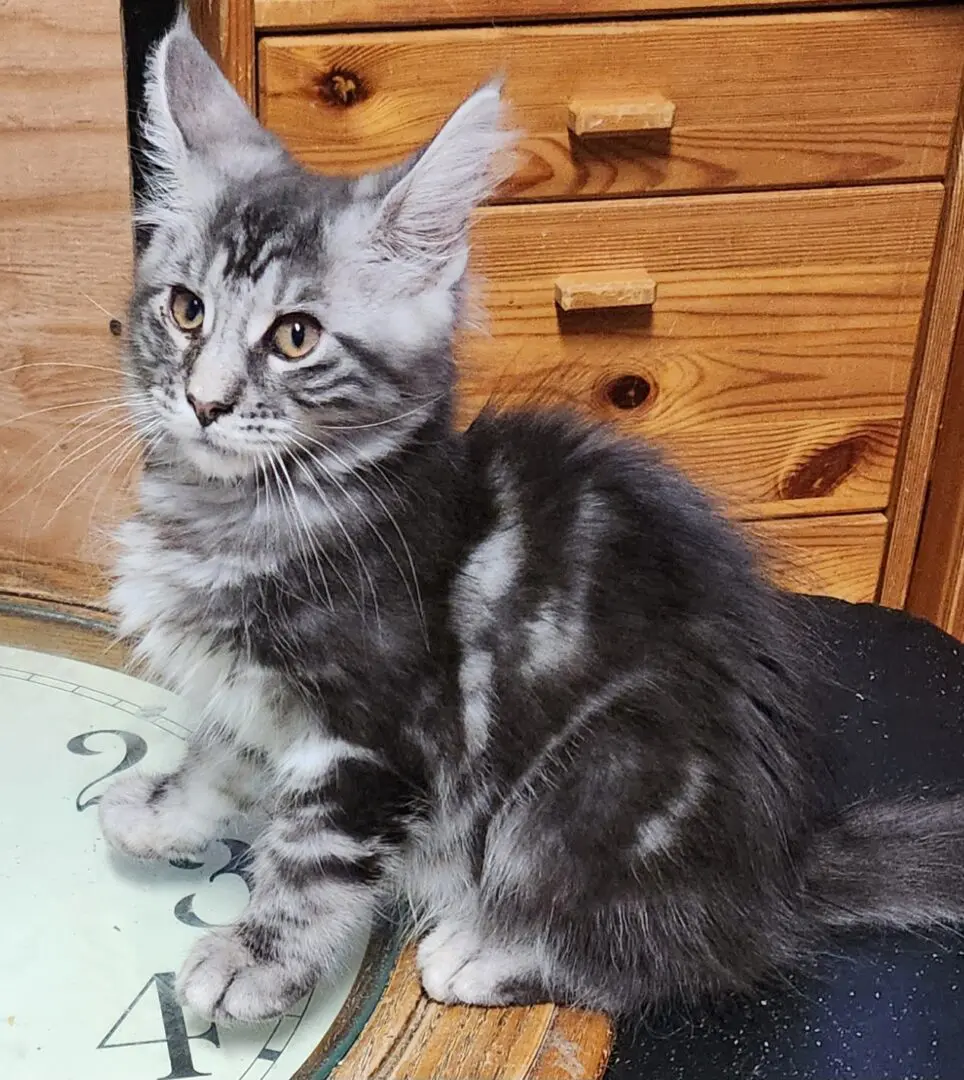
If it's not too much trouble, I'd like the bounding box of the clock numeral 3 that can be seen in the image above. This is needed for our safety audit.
[99,971,219,1080]
[174,838,254,928]
[67,728,148,810]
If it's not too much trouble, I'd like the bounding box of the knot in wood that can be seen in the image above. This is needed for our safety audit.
[780,435,867,500]
[606,374,652,411]
[318,69,367,107]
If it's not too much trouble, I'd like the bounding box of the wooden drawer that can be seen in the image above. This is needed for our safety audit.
[255,0,921,31]
[755,513,887,603]
[455,184,942,519]
[259,9,964,201]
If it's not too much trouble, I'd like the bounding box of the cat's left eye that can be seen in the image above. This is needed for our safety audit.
[270,314,322,360]
[170,286,205,332]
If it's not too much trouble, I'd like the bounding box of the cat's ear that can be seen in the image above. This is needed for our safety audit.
[141,12,284,205]
[372,82,515,285]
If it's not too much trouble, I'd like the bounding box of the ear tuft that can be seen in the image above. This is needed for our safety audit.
[373,81,518,284]
[139,11,285,224]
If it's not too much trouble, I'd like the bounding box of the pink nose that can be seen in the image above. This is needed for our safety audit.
[186,392,234,428]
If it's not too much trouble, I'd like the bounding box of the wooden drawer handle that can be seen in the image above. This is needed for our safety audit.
[567,96,677,137]
[555,271,657,312]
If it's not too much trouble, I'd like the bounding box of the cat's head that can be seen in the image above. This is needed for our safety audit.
[128,15,511,481]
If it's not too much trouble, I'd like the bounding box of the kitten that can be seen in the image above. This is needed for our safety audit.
[100,15,964,1024]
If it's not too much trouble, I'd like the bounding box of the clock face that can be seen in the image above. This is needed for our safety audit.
[0,645,374,1080]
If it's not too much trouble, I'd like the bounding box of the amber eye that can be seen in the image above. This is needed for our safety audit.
[270,314,322,360]
[169,287,204,332]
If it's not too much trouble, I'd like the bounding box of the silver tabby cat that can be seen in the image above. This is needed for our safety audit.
[100,15,964,1023]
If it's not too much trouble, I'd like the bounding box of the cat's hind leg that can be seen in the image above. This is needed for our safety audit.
[99,735,266,861]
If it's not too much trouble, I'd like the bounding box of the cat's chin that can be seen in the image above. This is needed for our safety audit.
[178,439,259,482]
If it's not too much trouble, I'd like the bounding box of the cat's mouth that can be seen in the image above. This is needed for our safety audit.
[176,423,261,480]
[186,442,258,480]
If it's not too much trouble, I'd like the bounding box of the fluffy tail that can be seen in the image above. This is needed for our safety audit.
[807,796,964,931]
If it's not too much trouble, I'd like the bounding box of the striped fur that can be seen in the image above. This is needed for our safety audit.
[100,18,964,1024]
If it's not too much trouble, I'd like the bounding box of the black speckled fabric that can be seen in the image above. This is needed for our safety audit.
[608,597,964,1080]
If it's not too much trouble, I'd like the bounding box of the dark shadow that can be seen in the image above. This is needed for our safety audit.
[120,0,179,241]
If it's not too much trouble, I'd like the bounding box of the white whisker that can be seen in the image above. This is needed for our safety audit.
[40,423,159,530]
[0,413,143,517]
[294,431,426,639]
[4,398,154,491]
[272,451,336,615]
[0,397,132,432]
[285,452,380,628]
[309,394,444,433]
[1,361,128,377]
[77,422,165,546]
[80,292,120,321]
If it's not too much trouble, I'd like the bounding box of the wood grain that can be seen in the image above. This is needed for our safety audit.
[752,513,887,603]
[328,944,611,1080]
[0,0,133,612]
[879,97,964,609]
[255,0,919,31]
[0,603,124,670]
[526,1006,614,1080]
[258,9,964,201]
[455,185,940,520]
[188,0,256,108]
[907,307,964,641]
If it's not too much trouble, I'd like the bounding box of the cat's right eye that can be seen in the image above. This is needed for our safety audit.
[169,287,205,333]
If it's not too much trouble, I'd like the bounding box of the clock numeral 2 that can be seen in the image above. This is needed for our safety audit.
[67,729,148,810]
[99,972,219,1080]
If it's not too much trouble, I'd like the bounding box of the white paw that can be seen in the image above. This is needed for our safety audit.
[177,930,304,1023]
[417,922,543,1006]
[416,921,481,1003]
[98,771,207,861]
[446,952,530,1006]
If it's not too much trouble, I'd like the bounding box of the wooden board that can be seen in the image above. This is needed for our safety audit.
[753,513,888,604]
[665,419,902,522]
[880,97,964,609]
[455,184,941,521]
[326,946,612,1080]
[907,307,964,642]
[255,0,919,31]
[0,604,123,669]
[0,0,134,611]
[189,0,256,108]
[258,9,964,201]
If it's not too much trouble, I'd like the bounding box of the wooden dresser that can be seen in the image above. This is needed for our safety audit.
[189,0,964,613]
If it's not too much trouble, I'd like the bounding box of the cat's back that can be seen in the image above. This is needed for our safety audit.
[462,407,768,624]
[454,406,812,811]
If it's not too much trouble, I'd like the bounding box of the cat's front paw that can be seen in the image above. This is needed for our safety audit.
[99,771,208,861]
[177,930,305,1022]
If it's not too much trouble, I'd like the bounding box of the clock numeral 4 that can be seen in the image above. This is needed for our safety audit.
[99,971,219,1080]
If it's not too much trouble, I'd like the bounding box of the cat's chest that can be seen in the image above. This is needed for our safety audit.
[111,519,300,743]
[113,521,246,632]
